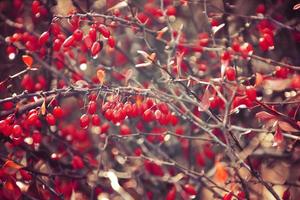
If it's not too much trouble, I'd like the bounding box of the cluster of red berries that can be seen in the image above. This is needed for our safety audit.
[21,74,47,92]
[0,109,43,146]
[31,0,48,18]
[101,98,178,126]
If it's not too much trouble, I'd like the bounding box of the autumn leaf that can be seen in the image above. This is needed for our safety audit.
[147,53,156,62]
[97,69,105,85]
[255,111,277,121]
[198,86,212,112]
[215,162,228,182]
[2,160,23,175]
[22,55,33,68]
[263,78,292,91]
[273,126,284,146]
[255,73,263,86]
[40,99,46,115]
[278,121,299,132]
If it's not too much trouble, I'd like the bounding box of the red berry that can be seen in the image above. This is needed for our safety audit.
[196,153,205,167]
[154,109,162,120]
[31,0,40,16]
[263,33,274,47]
[158,102,169,114]
[291,75,300,89]
[46,113,56,125]
[80,114,90,128]
[211,18,219,27]
[256,4,266,14]
[275,66,289,78]
[28,112,39,125]
[142,109,153,122]
[107,36,115,48]
[134,147,142,156]
[91,114,100,126]
[32,131,42,143]
[259,37,269,51]
[72,155,84,169]
[245,86,257,101]
[223,192,233,200]
[53,39,62,51]
[0,120,8,131]
[100,122,110,133]
[166,186,176,200]
[166,6,176,16]
[13,124,23,138]
[98,25,110,38]
[91,41,102,56]
[89,27,97,42]
[52,106,63,119]
[87,101,97,114]
[73,29,83,41]
[123,102,132,115]
[51,23,61,36]
[20,169,32,181]
[120,124,131,135]
[62,35,75,48]
[183,184,197,196]
[39,31,49,46]
[221,51,231,61]
[282,188,290,200]
[237,191,246,200]
[0,120,10,136]
[231,41,240,52]
[225,67,236,81]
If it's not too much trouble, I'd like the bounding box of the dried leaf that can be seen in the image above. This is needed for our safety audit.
[107,1,128,12]
[255,111,277,121]
[278,121,299,132]
[40,99,46,115]
[263,79,291,91]
[97,69,105,85]
[215,162,228,182]
[255,73,263,86]
[54,0,75,15]
[124,69,133,85]
[175,52,184,78]
[273,126,284,146]
[198,86,212,112]
[147,53,156,62]
[2,160,22,175]
[22,55,33,68]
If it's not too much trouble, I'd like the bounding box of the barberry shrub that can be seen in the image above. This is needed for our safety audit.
[0,0,300,199]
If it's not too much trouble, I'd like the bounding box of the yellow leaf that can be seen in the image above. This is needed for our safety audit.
[97,69,105,85]
[40,99,46,115]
